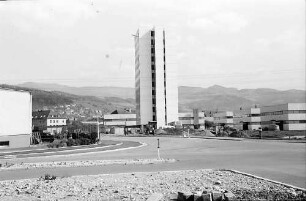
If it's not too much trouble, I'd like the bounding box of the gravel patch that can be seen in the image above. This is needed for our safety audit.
[0,158,176,171]
[0,169,305,200]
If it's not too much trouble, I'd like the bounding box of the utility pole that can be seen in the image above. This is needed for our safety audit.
[97,116,100,141]
[157,138,161,160]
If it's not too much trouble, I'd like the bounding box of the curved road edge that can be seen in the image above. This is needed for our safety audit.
[0,141,146,160]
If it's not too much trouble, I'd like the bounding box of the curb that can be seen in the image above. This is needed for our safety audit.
[226,169,306,192]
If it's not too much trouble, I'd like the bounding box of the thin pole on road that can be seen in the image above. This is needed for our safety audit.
[157,138,161,160]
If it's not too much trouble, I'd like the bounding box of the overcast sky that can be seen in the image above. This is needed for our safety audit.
[0,0,305,90]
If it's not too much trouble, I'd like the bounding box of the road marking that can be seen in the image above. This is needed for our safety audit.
[0,143,122,159]
[0,142,146,160]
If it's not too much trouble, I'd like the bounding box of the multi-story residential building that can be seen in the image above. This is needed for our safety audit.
[134,27,178,129]
[0,88,32,148]
[234,108,261,130]
[260,103,306,131]
[178,109,213,129]
[213,111,234,132]
[104,113,137,127]
[32,110,67,134]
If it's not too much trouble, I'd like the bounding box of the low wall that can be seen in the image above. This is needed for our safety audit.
[0,134,30,148]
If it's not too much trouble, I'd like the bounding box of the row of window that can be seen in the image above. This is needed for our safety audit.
[179,117,206,120]
[49,120,65,124]
[261,120,306,124]
[261,110,306,116]
[104,119,137,122]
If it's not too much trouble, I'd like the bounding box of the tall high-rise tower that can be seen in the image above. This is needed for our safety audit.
[134,27,178,128]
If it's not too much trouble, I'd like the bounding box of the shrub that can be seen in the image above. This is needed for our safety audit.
[80,138,91,145]
[74,139,81,146]
[40,133,54,143]
[90,132,98,143]
[42,174,56,180]
[163,128,183,135]
[66,138,75,146]
[47,139,67,148]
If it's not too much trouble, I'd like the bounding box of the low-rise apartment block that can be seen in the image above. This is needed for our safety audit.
[213,111,234,132]
[32,110,67,134]
[234,108,261,131]
[260,103,306,131]
[103,113,137,127]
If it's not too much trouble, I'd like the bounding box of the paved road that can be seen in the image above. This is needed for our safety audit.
[0,136,305,188]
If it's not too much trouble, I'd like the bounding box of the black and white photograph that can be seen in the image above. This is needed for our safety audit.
[0,0,305,200]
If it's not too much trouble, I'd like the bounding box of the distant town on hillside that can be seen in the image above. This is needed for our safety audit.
[0,82,305,120]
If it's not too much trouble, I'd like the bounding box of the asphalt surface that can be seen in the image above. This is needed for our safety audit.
[0,136,305,188]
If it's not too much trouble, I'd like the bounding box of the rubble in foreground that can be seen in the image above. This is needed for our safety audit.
[0,169,305,201]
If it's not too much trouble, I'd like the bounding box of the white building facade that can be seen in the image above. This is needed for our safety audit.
[104,113,137,127]
[135,27,178,129]
[47,116,67,134]
[0,88,32,148]
[260,103,306,131]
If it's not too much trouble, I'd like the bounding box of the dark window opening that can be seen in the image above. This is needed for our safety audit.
[153,115,156,121]
[0,141,9,146]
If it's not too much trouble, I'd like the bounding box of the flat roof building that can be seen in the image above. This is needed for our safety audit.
[213,111,234,132]
[134,27,178,129]
[260,103,306,131]
[178,109,213,129]
[234,108,261,131]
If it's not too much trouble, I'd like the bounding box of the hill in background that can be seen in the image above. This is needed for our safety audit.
[18,82,306,112]
[0,84,134,120]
